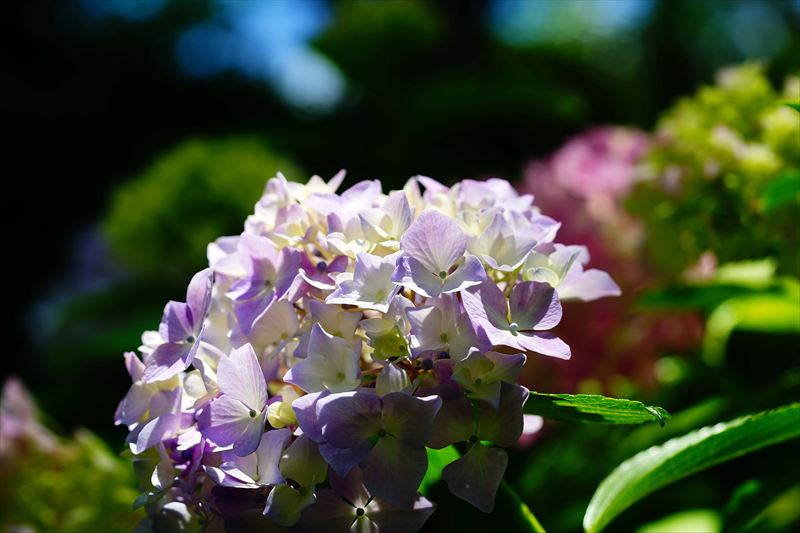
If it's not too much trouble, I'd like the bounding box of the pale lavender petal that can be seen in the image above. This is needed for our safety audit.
[292,391,327,442]
[217,344,267,410]
[123,351,145,382]
[255,428,293,485]
[558,269,621,302]
[400,210,467,275]
[381,393,442,448]
[185,268,213,326]
[442,445,508,513]
[391,255,444,297]
[201,395,265,456]
[509,281,562,330]
[116,382,152,426]
[142,342,191,383]
[461,281,510,331]
[441,254,486,294]
[131,389,182,454]
[361,438,427,509]
[515,331,571,360]
[159,301,193,343]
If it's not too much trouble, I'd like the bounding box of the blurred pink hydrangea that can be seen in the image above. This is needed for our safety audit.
[520,127,703,394]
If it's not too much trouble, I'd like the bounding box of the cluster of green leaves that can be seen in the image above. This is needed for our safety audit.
[104,137,302,279]
[628,64,800,278]
[0,430,143,532]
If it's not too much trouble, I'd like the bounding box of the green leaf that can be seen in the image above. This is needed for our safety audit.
[500,479,547,533]
[637,509,721,533]
[783,101,800,112]
[418,445,459,494]
[524,392,670,426]
[723,477,799,532]
[703,291,800,365]
[760,170,800,213]
[583,403,800,533]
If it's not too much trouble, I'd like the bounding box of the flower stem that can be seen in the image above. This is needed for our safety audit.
[500,479,547,533]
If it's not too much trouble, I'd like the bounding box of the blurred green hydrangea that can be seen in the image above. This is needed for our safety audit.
[629,64,799,278]
[104,138,301,278]
[1,378,142,532]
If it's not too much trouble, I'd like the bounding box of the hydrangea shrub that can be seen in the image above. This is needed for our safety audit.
[115,172,619,531]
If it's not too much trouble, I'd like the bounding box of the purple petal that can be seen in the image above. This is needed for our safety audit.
[381,393,442,448]
[297,489,357,532]
[217,344,267,410]
[441,254,486,294]
[442,445,508,513]
[317,391,382,449]
[400,210,467,274]
[366,495,436,533]
[159,301,193,343]
[319,441,373,478]
[509,281,562,330]
[476,383,529,447]
[427,395,474,449]
[328,466,371,508]
[361,438,427,509]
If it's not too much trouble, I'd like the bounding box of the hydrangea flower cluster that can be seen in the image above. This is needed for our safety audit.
[116,172,620,531]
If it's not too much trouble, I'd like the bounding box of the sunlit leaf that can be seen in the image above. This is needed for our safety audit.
[584,403,800,533]
[637,509,721,533]
[419,445,459,494]
[524,392,670,426]
[703,291,800,365]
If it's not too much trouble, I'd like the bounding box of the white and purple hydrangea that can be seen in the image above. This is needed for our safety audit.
[116,171,619,532]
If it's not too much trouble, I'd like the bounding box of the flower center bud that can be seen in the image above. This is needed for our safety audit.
[263,279,272,288]
[336,371,345,380]
[421,358,433,371]
[439,333,449,342]
[316,260,327,271]
[356,508,365,517]
[474,378,482,386]
[438,271,447,279]
[249,409,258,418]
[186,335,195,344]
[509,322,519,335]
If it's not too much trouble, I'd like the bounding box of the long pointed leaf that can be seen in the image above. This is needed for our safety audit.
[525,392,670,426]
[583,403,800,533]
